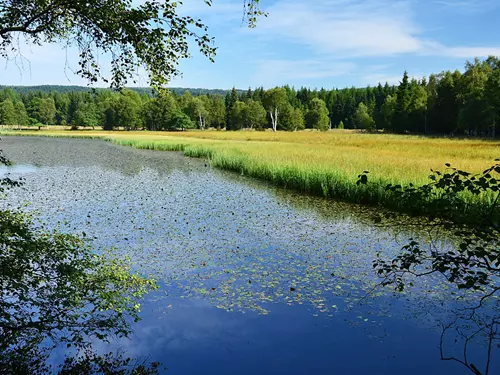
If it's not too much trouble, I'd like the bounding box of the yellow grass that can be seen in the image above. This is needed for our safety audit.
[2,129,499,211]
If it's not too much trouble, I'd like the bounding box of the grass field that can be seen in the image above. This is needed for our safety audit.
[2,129,499,214]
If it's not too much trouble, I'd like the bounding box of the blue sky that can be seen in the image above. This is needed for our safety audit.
[1,0,499,89]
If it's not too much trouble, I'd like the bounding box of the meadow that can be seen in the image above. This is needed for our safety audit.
[2,129,499,214]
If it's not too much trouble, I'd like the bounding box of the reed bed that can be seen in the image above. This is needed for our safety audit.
[2,129,499,216]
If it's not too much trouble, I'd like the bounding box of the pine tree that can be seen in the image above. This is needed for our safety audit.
[225,87,238,130]
[485,59,500,137]
[431,71,461,134]
[246,87,253,101]
[393,71,411,132]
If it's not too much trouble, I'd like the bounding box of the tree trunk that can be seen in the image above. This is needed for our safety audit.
[274,108,278,132]
[199,114,203,130]
[269,110,276,132]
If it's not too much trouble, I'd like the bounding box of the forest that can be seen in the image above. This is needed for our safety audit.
[0,56,499,136]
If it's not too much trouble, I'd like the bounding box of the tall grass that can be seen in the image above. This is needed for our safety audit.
[2,129,499,216]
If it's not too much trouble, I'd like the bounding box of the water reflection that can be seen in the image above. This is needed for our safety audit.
[46,289,495,375]
[439,300,500,375]
[0,163,38,178]
[1,136,498,374]
[0,136,200,178]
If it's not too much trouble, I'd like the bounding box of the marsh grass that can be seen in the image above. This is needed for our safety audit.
[2,129,499,217]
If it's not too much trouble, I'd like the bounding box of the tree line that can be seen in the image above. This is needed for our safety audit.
[1,56,499,136]
[0,85,237,97]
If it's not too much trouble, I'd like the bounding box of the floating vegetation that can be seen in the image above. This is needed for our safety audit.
[2,130,499,218]
[0,137,483,330]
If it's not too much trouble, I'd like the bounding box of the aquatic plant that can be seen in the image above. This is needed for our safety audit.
[2,130,499,220]
[0,148,158,372]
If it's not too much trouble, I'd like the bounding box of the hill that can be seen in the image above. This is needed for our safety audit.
[0,85,246,97]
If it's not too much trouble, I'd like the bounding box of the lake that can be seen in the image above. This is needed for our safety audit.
[1,136,497,374]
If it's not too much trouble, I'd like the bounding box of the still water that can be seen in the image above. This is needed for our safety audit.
[1,136,497,374]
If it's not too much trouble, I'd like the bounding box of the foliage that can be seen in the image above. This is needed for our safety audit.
[1,56,500,134]
[227,99,266,130]
[0,149,158,371]
[0,207,157,357]
[485,57,500,137]
[356,159,500,375]
[0,0,264,88]
[279,106,305,131]
[305,98,329,131]
[353,102,375,131]
[169,111,195,131]
[6,345,162,374]
[0,85,246,97]
[208,94,226,129]
[14,101,29,127]
[186,97,209,130]
[291,107,305,131]
[357,161,500,294]
[73,101,99,129]
[230,101,247,130]
[263,88,288,132]
[142,92,178,131]
[380,95,396,130]
[35,97,56,125]
[393,71,411,132]
[225,87,239,130]
[0,98,16,125]
[244,99,267,130]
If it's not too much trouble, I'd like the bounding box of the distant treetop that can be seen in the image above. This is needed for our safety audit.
[0,85,246,97]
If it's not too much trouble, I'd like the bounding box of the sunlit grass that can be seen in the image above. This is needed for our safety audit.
[2,129,499,212]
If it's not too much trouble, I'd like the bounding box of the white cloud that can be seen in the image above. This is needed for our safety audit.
[2,0,499,89]
[250,0,500,60]
[253,0,424,57]
[439,46,500,58]
[415,42,500,58]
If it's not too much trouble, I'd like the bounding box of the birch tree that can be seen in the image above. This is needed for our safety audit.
[188,97,209,130]
[263,88,288,132]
